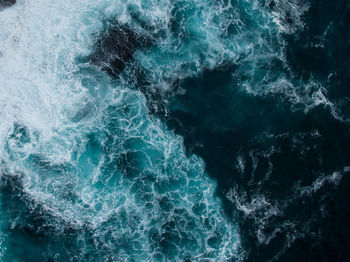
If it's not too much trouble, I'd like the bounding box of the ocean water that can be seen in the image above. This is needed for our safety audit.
[0,0,349,261]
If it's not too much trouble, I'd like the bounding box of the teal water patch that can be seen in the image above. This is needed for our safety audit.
[133,0,335,120]
[1,82,240,261]
[0,0,241,261]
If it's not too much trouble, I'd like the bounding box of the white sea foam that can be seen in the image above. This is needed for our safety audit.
[266,0,310,34]
[0,0,241,260]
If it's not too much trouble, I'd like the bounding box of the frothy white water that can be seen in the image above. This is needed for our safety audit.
[0,0,97,162]
[0,0,241,260]
[265,0,310,34]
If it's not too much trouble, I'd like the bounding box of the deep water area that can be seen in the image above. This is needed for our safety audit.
[0,0,350,261]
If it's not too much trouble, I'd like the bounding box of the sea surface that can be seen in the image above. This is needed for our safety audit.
[0,0,349,261]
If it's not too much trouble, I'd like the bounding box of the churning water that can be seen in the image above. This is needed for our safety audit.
[0,0,349,261]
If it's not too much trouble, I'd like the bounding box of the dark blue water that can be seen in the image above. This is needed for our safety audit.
[0,0,349,261]
[161,1,350,261]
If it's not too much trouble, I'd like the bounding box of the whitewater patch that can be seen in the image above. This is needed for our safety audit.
[0,0,242,261]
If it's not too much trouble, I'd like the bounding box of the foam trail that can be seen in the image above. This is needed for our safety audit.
[133,0,336,119]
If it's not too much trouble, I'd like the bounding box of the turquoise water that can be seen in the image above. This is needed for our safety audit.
[0,0,350,261]
[0,1,241,261]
